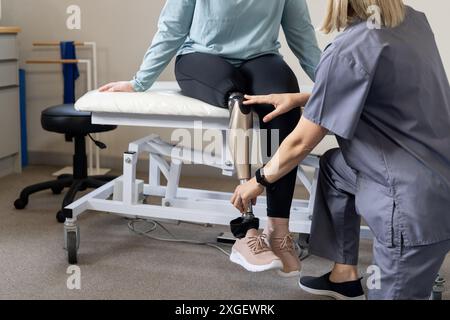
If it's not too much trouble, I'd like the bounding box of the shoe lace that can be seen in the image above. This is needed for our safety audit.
[278,234,295,253]
[247,234,270,254]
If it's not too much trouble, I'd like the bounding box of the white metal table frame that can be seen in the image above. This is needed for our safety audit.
[63,112,372,259]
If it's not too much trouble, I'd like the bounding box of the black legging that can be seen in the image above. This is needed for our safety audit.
[175,53,301,218]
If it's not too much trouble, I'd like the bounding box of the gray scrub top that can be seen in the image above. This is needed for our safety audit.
[303,6,450,247]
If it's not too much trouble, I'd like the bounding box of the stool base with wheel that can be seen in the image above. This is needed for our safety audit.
[14,104,117,223]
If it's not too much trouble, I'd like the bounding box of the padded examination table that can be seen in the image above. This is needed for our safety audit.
[76,82,230,129]
[62,81,371,265]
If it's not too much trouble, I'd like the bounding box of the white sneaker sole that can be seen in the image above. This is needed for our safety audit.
[299,280,366,300]
[230,249,283,272]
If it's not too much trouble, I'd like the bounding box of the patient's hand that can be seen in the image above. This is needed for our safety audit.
[244,93,310,123]
[99,81,135,93]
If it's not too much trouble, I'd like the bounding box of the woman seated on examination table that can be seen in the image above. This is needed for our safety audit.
[232,0,450,300]
[99,1,322,277]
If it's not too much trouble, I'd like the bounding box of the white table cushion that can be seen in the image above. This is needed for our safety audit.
[75,81,229,118]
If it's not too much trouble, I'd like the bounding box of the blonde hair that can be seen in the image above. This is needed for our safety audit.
[321,0,406,34]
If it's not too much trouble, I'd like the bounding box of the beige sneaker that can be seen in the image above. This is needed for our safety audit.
[230,231,283,272]
[268,233,301,277]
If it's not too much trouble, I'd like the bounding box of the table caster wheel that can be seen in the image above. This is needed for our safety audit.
[431,291,442,300]
[56,211,66,223]
[431,275,445,300]
[66,231,78,265]
[297,233,310,260]
[14,198,28,210]
[298,233,310,249]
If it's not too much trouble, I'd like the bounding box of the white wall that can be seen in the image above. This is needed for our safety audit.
[1,0,449,167]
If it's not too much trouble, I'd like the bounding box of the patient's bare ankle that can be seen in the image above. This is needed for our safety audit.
[329,263,359,283]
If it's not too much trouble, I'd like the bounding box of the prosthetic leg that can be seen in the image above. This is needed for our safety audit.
[228,92,260,239]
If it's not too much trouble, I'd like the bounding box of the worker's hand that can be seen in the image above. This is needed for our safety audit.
[231,178,264,214]
[244,93,310,123]
[98,81,135,93]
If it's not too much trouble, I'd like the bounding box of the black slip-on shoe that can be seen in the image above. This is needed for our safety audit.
[299,272,366,300]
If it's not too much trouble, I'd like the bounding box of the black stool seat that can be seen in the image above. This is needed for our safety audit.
[41,104,116,135]
[15,103,117,223]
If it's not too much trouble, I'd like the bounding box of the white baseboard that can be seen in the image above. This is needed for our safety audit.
[0,154,20,178]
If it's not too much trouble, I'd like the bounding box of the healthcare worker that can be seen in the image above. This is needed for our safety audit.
[99,0,322,276]
[232,0,450,300]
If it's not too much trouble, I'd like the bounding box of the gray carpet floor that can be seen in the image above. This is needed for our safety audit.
[0,166,448,300]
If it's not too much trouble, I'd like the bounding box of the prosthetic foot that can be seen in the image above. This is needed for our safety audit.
[228,92,260,239]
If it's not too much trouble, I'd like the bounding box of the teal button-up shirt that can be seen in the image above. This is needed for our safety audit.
[132,0,321,91]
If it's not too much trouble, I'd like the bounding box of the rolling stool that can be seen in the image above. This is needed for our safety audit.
[14,104,117,223]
